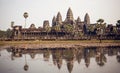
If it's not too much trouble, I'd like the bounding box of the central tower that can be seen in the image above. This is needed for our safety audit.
[66,7,74,21]
[64,7,75,25]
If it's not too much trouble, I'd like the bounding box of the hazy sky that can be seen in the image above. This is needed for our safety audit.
[0,0,120,30]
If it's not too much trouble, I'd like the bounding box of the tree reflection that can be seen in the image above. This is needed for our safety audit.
[24,53,29,71]
[30,52,36,59]
[116,49,120,63]
[0,48,1,56]
[10,47,22,60]
[95,48,107,66]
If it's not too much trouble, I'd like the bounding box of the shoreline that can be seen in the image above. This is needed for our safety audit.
[0,40,120,49]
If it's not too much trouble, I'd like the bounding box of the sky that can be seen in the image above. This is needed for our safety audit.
[0,0,120,30]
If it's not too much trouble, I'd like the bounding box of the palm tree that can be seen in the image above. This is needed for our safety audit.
[24,54,29,71]
[23,12,28,28]
[97,19,104,24]
[96,19,106,43]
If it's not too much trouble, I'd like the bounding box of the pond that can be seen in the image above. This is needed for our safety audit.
[0,46,120,73]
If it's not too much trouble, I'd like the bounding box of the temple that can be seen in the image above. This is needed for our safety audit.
[11,7,120,40]
[12,7,90,40]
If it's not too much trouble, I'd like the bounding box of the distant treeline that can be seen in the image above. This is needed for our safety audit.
[0,29,12,38]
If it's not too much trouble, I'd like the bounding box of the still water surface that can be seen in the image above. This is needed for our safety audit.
[0,46,120,73]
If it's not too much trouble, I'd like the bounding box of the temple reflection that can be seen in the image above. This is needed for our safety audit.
[43,49,50,61]
[3,46,120,73]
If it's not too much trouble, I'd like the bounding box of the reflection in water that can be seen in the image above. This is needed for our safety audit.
[117,50,120,63]
[0,46,120,73]
[24,53,29,71]
[43,49,50,61]
[0,49,1,56]
[96,48,107,66]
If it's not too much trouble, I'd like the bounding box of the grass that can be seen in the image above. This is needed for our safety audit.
[0,40,120,45]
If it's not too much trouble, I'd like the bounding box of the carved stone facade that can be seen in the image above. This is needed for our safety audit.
[52,7,90,31]
[12,7,91,40]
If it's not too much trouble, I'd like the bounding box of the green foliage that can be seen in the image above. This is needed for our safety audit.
[0,30,6,38]
[88,25,95,32]
[6,29,13,38]
[63,24,74,33]
[113,27,117,34]
[78,31,84,37]
[116,20,120,28]
[52,25,61,32]
[95,19,106,35]
[0,29,13,38]
[117,20,120,24]
[97,19,104,24]
[95,23,106,29]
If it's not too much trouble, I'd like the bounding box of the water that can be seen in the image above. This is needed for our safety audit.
[0,46,120,73]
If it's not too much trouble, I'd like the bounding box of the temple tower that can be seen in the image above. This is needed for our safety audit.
[76,16,83,29]
[77,17,81,23]
[29,24,36,29]
[52,16,56,26]
[56,12,62,25]
[84,13,90,25]
[65,7,74,22]
[43,20,50,29]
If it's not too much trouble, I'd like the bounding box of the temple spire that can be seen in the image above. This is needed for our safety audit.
[56,12,62,25]
[52,16,56,26]
[65,7,74,21]
[77,16,81,22]
[84,13,90,25]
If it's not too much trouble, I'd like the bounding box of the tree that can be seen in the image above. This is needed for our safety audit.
[116,20,120,35]
[63,24,74,39]
[6,28,13,38]
[97,19,104,24]
[0,30,6,38]
[117,20,120,25]
[23,12,28,28]
[24,54,29,71]
[96,19,106,43]
[52,25,61,39]
[88,25,95,39]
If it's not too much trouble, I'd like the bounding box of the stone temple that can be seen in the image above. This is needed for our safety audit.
[12,7,90,40]
[52,8,90,30]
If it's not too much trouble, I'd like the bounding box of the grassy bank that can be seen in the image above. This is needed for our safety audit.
[0,40,120,45]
